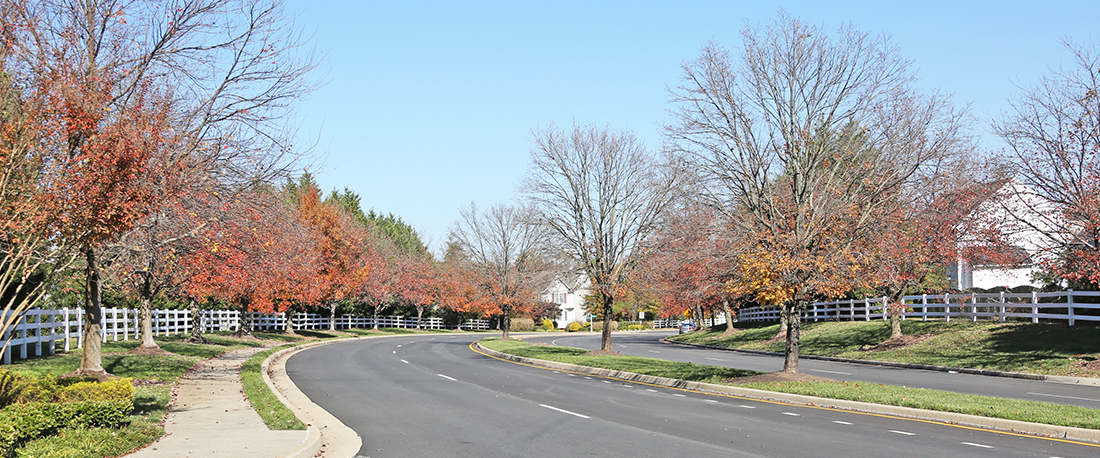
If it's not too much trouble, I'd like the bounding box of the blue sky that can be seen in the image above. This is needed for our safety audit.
[282,0,1097,252]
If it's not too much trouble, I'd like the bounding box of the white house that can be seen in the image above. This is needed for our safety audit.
[541,274,591,328]
[951,179,1063,290]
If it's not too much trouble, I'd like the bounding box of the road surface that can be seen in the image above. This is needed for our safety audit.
[286,333,1099,457]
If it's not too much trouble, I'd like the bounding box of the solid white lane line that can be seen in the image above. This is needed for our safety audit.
[540,404,590,419]
[400,359,409,364]
[1027,392,1100,403]
[962,442,993,449]
[889,430,916,436]
[782,412,801,416]
[832,421,853,425]
[437,374,457,381]
[704,357,726,361]
[808,368,853,376]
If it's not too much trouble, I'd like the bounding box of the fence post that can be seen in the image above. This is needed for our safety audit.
[77,311,83,349]
[971,295,978,323]
[1032,291,1039,324]
[945,294,951,323]
[999,291,1006,323]
[864,298,870,321]
[63,308,71,352]
[1068,289,1075,326]
[921,294,928,322]
[881,297,888,321]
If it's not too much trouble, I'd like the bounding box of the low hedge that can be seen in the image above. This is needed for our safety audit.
[0,399,134,454]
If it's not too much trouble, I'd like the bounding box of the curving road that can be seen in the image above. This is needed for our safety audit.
[287,333,1100,457]
[525,331,1100,409]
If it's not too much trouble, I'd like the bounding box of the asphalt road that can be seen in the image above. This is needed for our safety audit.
[525,331,1100,409]
[286,334,1100,457]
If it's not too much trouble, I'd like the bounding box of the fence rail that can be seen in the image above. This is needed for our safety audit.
[737,290,1100,325]
[2,308,490,365]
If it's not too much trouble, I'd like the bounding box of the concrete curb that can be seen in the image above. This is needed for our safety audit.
[475,342,1100,443]
[263,337,365,458]
[660,338,1100,386]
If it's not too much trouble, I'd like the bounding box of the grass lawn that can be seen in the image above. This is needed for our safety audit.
[481,338,761,383]
[483,337,1100,430]
[668,320,1100,378]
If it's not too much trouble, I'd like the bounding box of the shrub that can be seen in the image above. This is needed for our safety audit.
[538,318,556,331]
[624,324,645,331]
[566,321,583,332]
[56,379,133,404]
[0,400,134,454]
[510,318,535,332]
[591,320,618,332]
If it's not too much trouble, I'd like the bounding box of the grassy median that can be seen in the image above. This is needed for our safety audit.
[481,337,1100,430]
[669,320,1100,378]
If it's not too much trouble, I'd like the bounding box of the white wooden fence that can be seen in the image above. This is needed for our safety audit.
[737,290,1100,325]
[2,308,489,364]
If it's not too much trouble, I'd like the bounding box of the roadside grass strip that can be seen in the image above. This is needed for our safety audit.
[481,338,760,383]
[241,344,308,430]
[482,338,1100,430]
[669,321,1100,378]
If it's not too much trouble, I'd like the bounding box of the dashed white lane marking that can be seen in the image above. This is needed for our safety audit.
[392,351,396,354]
[705,400,719,403]
[648,350,661,353]
[889,430,916,436]
[1027,392,1100,403]
[808,368,853,376]
[540,404,590,419]
[832,421,853,425]
[400,359,409,364]
[673,394,687,397]
[962,442,993,449]
[397,345,402,348]
[738,405,756,409]
[568,374,576,377]
[646,389,659,393]
[782,412,801,416]
[704,357,726,361]
[437,374,457,381]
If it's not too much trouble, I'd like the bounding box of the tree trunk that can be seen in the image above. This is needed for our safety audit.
[600,294,614,352]
[185,298,208,344]
[235,299,252,337]
[77,246,107,377]
[415,306,424,331]
[372,303,381,330]
[782,301,802,373]
[138,274,160,349]
[501,306,511,340]
[717,299,738,337]
[328,301,337,331]
[774,306,789,340]
[888,292,906,340]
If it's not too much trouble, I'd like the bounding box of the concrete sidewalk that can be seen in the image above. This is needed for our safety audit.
[125,345,310,458]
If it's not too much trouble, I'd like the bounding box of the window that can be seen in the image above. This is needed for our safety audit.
[553,292,566,303]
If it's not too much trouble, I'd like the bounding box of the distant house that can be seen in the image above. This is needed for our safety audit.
[541,274,591,328]
[950,179,1062,290]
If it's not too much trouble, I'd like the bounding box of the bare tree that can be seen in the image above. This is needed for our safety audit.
[993,40,1100,287]
[449,202,549,340]
[524,123,681,353]
[666,15,971,373]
